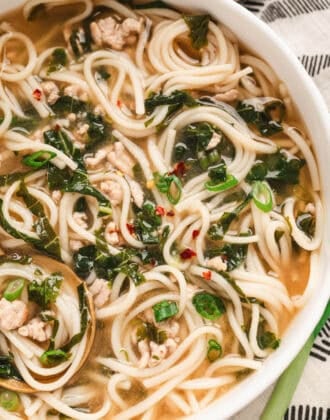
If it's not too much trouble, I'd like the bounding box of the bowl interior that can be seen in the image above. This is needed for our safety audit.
[1,0,330,418]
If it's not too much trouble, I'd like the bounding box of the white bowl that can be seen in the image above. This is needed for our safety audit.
[1,1,330,418]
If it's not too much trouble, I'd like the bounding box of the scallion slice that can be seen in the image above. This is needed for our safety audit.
[192,292,226,320]
[23,150,57,168]
[3,278,25,302]
[152,300,179,322]
[0,390,19,412]
[207,339,222,362]
[154,173,182,205]
[252,181,273,212]
[40,349,70,367]
[205,174,239,192]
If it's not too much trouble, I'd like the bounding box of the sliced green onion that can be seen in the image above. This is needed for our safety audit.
[205,174,238,192]
[3,278,25,302]
[192,292,226,320]
[23,150,57,168]
[252,181,273,212]
[40,349,70,367]
[0,390,19,412]
[154,173,182,205]
[153,300,179,322]
[207,339,222,362]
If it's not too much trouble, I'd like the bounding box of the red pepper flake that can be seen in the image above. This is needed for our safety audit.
[202,271,212,281]
[192,229,200,239]
[126,223,135,234]
[170,161,186,178]
[180,248,197,260]
[167,210,175,217]
[155,205,165,216]
[54,123,61,131]
[33,89,42,101]
[117,100,122,107]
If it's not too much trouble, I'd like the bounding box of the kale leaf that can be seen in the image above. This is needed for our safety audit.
[208,194,252,240]
[17,181,61,259]
[0,355,22,381]
[237,99,285,136]
[296,212,315,238]
[145,90,197,115]
[28,273,63,310]
[134,202,162,245]
[206,243,248,271]
[183,15,210,50]
[44,129,111,215]
[47,48,67,74]
[246,150,305,185]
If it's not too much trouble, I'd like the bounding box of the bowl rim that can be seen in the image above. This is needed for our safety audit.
[165,0,330,418]
[1,0,330,418]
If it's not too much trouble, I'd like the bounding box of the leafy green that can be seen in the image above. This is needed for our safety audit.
[17,182,61,259]
[183,15,210,50]
[44,129,111,215]
[73,242,144,285]
[206,243,247,271]
[69,27,92,58]
[136,321,167,345]
[47,48,67,74]
[85,112,111,152]
[0,355,22,381]
[145,90,197,116]
[40,285,89,365]
[237,99,285,136]
[258,331,280,350]
[72,245,96,279]
[133,202,162,245]
[246,151,305,185]
[0,171,34,188]
[208,194,252,240]
[136,225,170,266]
[296,212,315,238]
[208,160,227,184]
[28,273,63,310]
[154,173,182,204]
[51,96,87,115]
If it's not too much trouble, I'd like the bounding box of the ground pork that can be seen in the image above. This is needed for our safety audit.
[207,256,227,272]
[89,278,111,308]
[90,16,143,50]
[100,180,123,207]
[18,317,52,342]
[41,81,60,105]
[0,299,28,331]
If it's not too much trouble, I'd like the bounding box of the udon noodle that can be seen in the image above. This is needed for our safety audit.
[0,0,323,418]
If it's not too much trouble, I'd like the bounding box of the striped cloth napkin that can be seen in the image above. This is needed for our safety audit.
[233,1,330,419]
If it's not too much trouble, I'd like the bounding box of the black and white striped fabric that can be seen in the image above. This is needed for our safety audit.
[233,1,330,418]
